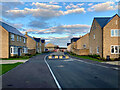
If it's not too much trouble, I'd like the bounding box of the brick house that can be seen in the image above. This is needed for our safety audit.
[41,39,45,52]
[46,43,58,51]
[67,43,71,52]
[75,33,89,55]
[24,32,37,55]
[34,37,42,53]
[89,14,120,59]
[0,21,28,58]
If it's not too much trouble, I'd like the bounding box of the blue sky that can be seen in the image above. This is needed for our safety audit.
[0,1,119,47]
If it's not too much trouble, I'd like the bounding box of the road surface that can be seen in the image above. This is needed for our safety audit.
[1,52,119,89]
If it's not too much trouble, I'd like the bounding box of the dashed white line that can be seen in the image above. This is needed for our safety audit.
[44,55,62,90]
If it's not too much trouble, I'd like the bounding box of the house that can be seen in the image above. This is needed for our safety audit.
[34,37,42,53]
[70,37,80,53]
[89,14,120,59]
[0,21,28,58]
[46,43,59,51]
[41,39,45,52]
[75,33,89,55]
[24,32,37,55]
[67,43,71,52]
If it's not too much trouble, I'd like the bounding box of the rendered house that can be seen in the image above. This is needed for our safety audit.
[41,39,45,52]
[0,21,28,58]
[75,33,89,55]
[89,14,120,59]
[24,32,37,55]
[34,37,42,53]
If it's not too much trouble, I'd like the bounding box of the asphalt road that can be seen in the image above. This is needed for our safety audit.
[1,52,119,89]
[46,53,119,89]
[1,53,57,89]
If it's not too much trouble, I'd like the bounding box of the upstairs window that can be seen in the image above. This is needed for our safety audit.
[20,37,21,42]
[83,44,86,49]
[17,36,19,41]
[23,38,26,43]
[111,29,120,37]
[11,34,14,41]
[93,34,95,39]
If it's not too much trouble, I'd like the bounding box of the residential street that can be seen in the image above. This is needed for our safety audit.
[1,52,119,89]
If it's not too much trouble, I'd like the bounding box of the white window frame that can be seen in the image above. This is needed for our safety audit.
[20,37,21,42]
[23,38,26,43]
[97,47,99,53]
[111,45,120,54]
[11,34,14,41]
[93,34,95,39]
[10,46,18,54]
[17,36,19,41]
[111,29,120,37]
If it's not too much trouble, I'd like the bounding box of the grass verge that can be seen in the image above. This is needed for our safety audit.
[0,62,23,76]
[69,53,103,62]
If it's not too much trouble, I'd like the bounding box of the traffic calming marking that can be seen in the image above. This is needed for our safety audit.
[59,56,63,59]
[55,56,58,59]
[65,56,69,59]
[48,56,52,59]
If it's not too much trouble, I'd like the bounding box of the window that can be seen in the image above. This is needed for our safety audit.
[111,29,120,37]
[83,44,86,49]
[17,36,19,41]
[97,47,99,53]
[23,38,26,43]
[11,34,14,41]
[111,45,119,54]
[93,34,95,39]
[23,47,28,53]
[20,37,21,42]
[10,47,13,53]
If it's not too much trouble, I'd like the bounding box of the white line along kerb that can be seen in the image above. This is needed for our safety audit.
[44,55,62,90]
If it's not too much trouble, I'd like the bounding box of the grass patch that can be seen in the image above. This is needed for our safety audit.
[0,62,23,76]
[69,53,103,62]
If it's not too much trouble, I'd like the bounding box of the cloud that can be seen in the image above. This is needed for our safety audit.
[64,8,86,14]
[28,20,50,29]
[65,5,71,9]
[88,3,93,6]
[88,2,117,12]
[77,3,84,7]
[32,2,61,9]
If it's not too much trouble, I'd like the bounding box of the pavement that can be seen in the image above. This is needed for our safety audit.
[1,52,120,89]
[101,61,120,66]
[0,60,28,64]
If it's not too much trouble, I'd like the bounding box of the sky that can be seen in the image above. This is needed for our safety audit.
[0,1,119,47]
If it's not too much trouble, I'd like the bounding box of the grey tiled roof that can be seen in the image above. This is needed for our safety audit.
[95,14,119,28]
[0,21,26,37]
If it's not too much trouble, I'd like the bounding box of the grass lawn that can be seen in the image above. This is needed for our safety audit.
[0,62,23,76]
[69,53,103,62]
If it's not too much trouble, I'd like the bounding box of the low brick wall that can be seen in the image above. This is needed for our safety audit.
[28,49,36,55]
[72,49,89,55]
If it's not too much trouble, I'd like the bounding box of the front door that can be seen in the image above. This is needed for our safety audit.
[18,48,21,56]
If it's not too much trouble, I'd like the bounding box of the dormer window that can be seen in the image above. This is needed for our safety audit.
[11,34,14,41]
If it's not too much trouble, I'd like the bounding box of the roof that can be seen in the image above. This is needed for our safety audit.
[94,14,119,28]
[71,38,80,43]
[34,38,41,42]
[0,21,26,37]
[27,35,36,41]
[67,43,71,46]
[41,39,45,43]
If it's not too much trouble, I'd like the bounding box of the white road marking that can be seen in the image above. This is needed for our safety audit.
[44,55,62,90]
[74,58,119,70]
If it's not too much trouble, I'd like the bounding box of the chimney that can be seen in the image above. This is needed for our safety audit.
[25,32,28,35]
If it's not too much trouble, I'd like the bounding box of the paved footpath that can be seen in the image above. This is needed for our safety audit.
[1,53,57,89]
[0,60,28,64]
